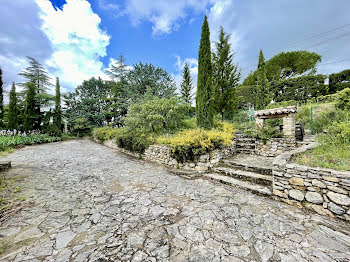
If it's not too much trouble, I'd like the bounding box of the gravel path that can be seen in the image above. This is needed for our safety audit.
[0,140,349,262]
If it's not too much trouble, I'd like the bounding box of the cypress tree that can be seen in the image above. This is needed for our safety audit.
[212,26,241,120]
[180,63,193,106]
[0,68,3,123]
[24,82,39,131]
[196,15,214,129]
[256,50,270,110]
[8,82,19,130]
[53,77,62,130]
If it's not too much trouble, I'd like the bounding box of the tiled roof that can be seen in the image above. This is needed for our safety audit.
[254,106,297,117]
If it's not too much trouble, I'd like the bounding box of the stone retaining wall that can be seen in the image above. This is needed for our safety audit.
[255,137,296,157]
[272,143,350,221]
[100,139,236,171]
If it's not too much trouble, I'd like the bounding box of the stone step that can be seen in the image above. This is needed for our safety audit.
[168,168,199,180]
[236,136,255,140]
[213,167,272,186]
[236,148,255,154]
[222,159,272,175]
[0,161,11,171]
[236,143,256,149]
[203,173,272,196]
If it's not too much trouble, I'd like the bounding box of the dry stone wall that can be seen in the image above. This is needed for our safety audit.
[272,143,350,221]
[100,139,236,171]
[255,137,296,157]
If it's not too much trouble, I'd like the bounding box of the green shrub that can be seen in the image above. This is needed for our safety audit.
[250,124,282,141]
[335,88,350,111]
[46,124,62,137]
[181,118,197,130]
[124,96,189,134]
[115,130,155,154]
[93,127,155,154]
[71,118,91,137]
[94,127,120,142]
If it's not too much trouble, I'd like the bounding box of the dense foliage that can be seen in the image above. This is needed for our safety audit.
[8,83,19,130]
[64,61,177,132]
[243,51,321,86]
[24,82,40,131]
[0,133,61,151]
[63,77,115,132]
[127,62,176,100]
[335,88,350,111]
[124,95,189,134]
[53,77,62,133]
[329,69,350,94]
[94,127,155,154]
[212,27,240,120]
[196,15,214,129]
[255,50,270,110]
[270,74,327,102]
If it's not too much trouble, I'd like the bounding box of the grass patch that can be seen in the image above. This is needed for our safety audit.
[0,174,28,220]
[296,143,350,171]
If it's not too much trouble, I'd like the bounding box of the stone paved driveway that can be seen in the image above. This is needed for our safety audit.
[0,140,349,262]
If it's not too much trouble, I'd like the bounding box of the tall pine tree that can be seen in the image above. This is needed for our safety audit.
[8,82,19,130]
[212,27,241,120]
[256,50,270,110]
[19,57,52,129]
[196,15,214,129]
[0,68,4,124]
[180,63,193,106]
[24,82,40,131]
[53,77,62,131]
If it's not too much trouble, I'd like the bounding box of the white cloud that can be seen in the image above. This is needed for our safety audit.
[118,0,211,35]
[173,56,198,102]
[35,0,111,91]
[207,0,241,63]
[0,0,53,97]
[98,0,120,11]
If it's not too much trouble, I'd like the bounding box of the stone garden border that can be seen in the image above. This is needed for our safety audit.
[272,142,350,221]
[98,139,236,172]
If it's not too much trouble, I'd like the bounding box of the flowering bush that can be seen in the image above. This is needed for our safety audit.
[157,122,235,162]
[0,129,41,137]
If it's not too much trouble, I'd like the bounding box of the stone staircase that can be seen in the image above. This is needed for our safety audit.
[202,155,273,196]
[235,132,256,154]
[297,135,316,147]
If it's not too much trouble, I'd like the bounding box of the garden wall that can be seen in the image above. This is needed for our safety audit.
[255,137,296,157]
[100,139,236,171]
[272,143,350,221]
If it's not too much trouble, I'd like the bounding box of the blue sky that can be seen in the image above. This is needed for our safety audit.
[1,0,350,95]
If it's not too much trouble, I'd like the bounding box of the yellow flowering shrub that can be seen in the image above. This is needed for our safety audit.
[158,122,235,162]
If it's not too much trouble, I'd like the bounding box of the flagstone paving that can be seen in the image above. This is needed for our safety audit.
[0,140,349,262]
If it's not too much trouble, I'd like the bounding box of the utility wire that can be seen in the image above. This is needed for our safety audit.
[301,31,350,49]
[272,23,350,52]
[318,58,350,66]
